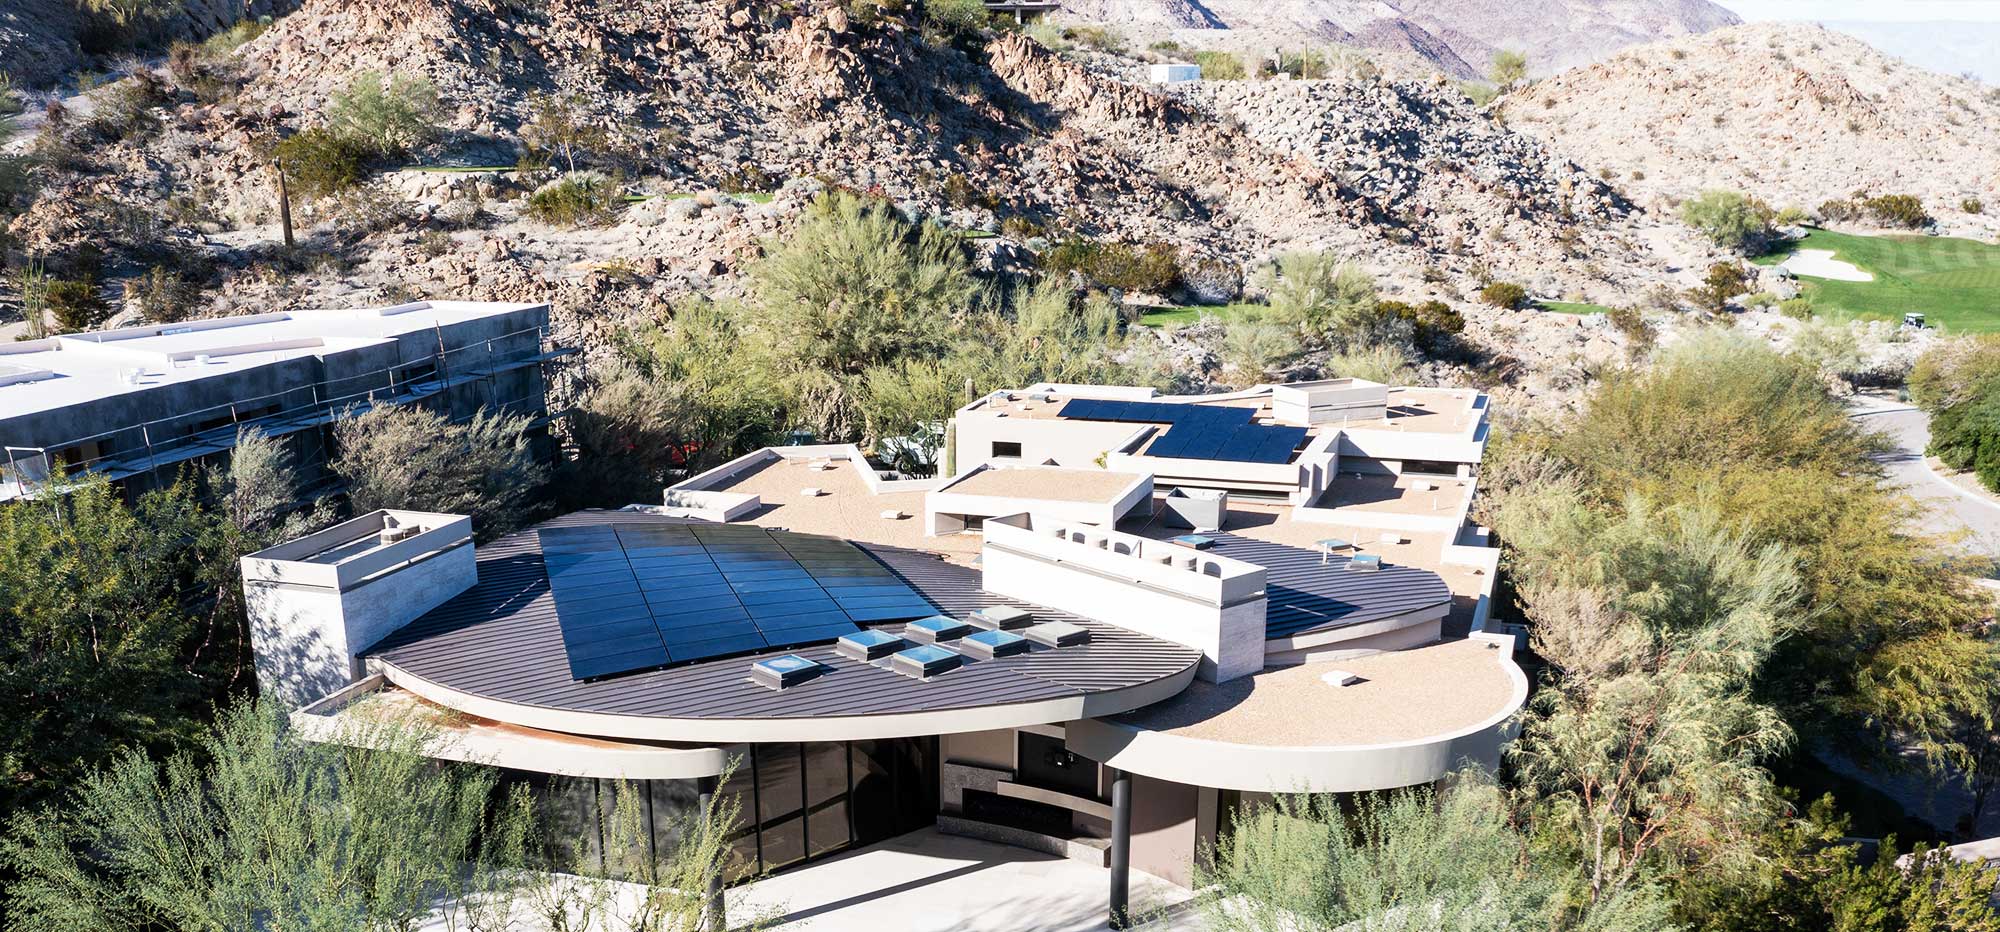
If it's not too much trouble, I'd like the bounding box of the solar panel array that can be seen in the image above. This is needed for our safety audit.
[542,523,938,681]
[1055,398,1308,464]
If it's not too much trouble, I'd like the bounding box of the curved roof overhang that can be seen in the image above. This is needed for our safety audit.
[1065,633,1529,794]
[376,654,1200,744]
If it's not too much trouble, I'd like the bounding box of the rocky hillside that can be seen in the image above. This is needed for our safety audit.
[0,0,298,87]
[1501,22,2000,237]
[1052,0,1737,77]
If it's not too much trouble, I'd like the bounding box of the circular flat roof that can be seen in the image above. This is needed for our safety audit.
[368,512,1202,742]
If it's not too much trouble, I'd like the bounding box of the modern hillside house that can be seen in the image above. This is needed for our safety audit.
[247,378,1522,927]
[0,300,566,501]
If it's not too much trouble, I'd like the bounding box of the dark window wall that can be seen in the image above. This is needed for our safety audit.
[502,735,937,884]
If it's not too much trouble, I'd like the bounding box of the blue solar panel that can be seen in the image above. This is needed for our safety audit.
[1056,399,1305,464]
[544,525,938,681]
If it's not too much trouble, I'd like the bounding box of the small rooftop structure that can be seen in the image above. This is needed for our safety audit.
[924,464,1153,537]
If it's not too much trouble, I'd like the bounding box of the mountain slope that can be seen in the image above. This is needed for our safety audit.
[1052,0,1738,77]
[1501,22,2000,236]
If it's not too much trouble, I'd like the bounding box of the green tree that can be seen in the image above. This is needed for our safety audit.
[1500,488,1802,899]
[325,70,441,159]
[1912,335,2000,494]
[1489,49,1529,88]
[1680,190,1775,252]
[0,474,231,817]
[3,699,535,932]
[1197,774,1680,931]
[1498,332,2000,772]
[1263,253,1411,354]
[1674,795,2000,932]
[522,93,611,174]
[330,404,548,537]
[859,357,961,476]
[748,191,982,442]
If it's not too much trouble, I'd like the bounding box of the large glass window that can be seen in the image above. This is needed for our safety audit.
[501,737,938,883]
[754,743,807,871]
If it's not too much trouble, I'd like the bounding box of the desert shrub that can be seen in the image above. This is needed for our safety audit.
[1773,205,1810,226]
[1961,197,1983,215]
[719,163,775,195]
[923,0,989,39]
[521,93,610,173]
[941,172,995,210]
[124,264,203,323]
[1910,336,2000,493]
[1861,193,1929,229]
[1816,198,1861,223]
[1458,81,1500,106]
[1679,189,1775,251]
[1778,297,1814,320]
[1064,25,1124,53]
[325,70,440,159]
[1277,49,1330,80]
[46,279,109,332]
[1149,40,1182,54]
[1041,239,1180,294]
[1220,320,1297,382]
[1377,299,1463,352]
[524,171,617,227]
[1262,254,1414,354]
[202,16,270,55]
[273,127,371,201]
[999,214,1042,240]
[1479,281,1528,309]
[1606,305,1656,353]
[1193,50,1246,80]
[1690,261,1752,313]
[1488,49,1528,88]
[1326,344,1416,385]
[331,403,547,538]
[1024,20,1067,50]
[86,72,168,142]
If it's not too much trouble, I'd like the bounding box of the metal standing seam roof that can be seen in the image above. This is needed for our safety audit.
[1192,534,1455,639]
[367,511,1202,721]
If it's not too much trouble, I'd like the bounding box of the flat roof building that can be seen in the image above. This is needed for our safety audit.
[246,377,1519,926]
[0,300,566,500]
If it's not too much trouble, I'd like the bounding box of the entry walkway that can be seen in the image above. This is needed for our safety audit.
[736,828,1204,931]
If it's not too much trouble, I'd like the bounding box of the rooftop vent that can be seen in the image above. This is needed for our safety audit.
[751,654,828,690]
[960,629,1030,660]
[1023,622,1090,648]
[904,615,973,644]
[837,629,907,661]
[890,644,962,679]
[1345,554,1383,573]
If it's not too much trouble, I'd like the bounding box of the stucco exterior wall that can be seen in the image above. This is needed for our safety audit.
[247,543,476,707]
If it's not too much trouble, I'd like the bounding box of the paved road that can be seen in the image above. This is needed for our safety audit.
[1850,399,2000,566]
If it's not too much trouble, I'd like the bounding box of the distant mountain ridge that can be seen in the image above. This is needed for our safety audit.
[1052,0,1741,77]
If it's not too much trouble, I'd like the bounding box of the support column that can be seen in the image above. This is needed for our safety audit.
[698,775,726,932]
[1109,767,1132,930]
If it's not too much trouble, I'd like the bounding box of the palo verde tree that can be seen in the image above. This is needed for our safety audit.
[747,190,983,444]
[1498,486,1803,900]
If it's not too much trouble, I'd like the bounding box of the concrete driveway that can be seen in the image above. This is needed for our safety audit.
[1850,397,2000,570]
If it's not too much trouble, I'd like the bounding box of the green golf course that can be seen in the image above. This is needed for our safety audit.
[1756,228,2000,332]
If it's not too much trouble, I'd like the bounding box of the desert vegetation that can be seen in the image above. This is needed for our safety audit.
[1911,335,2000,493]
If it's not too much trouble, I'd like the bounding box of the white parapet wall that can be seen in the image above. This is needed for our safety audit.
[981,514,1268,682]
[923,464,1154,536]
[241,510,476,708]
[1271,378,1389,426]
